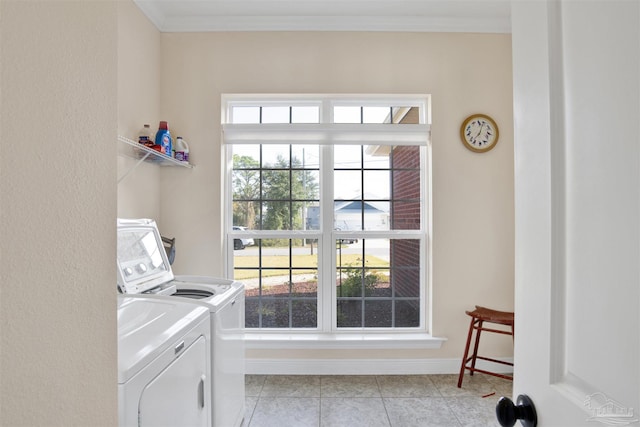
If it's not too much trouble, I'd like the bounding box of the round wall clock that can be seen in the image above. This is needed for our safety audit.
[460,114,499,153]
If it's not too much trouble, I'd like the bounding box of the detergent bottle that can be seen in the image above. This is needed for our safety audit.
[174,137,190,162]
[154,121,172,156]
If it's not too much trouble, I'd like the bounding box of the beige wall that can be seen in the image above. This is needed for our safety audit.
[117,0,162,221]
[150,31,515,361]
[116,2,514,364]
[0,1,117,425]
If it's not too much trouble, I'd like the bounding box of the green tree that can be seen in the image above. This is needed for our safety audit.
[232,154,260,228]
[262,154,318,235]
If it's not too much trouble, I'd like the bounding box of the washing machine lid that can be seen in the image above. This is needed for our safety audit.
[117,295,208,383]
[117,218,174,294]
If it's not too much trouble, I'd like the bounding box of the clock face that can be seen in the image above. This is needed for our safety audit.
[460,114,499,153]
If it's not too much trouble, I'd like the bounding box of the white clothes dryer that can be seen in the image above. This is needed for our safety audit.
[117,295,211,427]
[117,218,245,427]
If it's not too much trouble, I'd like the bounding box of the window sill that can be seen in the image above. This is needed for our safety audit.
[244,332,447,350]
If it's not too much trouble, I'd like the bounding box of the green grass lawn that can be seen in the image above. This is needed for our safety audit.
[233,253,389,280]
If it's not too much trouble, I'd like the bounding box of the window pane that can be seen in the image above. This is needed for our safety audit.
[394,300,420,327]
[260,299,290,328]
[291,106,320,124]
[364,300,392,327]
[292,170,319,200]
[392,106,420,124]
[391,201,420,230]
[334,145,361,169]
[234,249,259,270]
[288,202,310,231]
[334,171,361,200]
[391,146,421,168]
[262,145,290,168]
[392,169,421,189]
[363,146,390,169]
[231,106,260,123]
[292,145,320,168]
[337,300,361,327]
[305,205,320,230]
[393,267,421,298]
[232,170,260,199]
[363,170,390,199]
[363,106,391,124]
[292,300,317,328]
[292,249,318,268]
[390,239,421,298]
[362,239,390,268]
[233,201,259,230]
[334,201,362,231]
[333,106,361,123]
[262,106,290,123]
[259,270,291,297]
[260,202,289,230]
[337,264,364,297]
[262,170,290,199]
[245,297,260,327]
[260,203,310,231]
[291,272,318,295]
[364,201,389,231]
[233,145,260,170]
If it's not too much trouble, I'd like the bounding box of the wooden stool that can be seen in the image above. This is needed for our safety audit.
[457,305,514,388]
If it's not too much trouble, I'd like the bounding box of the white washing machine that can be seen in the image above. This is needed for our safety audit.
[117,218,245,427]
[118,294,211,427]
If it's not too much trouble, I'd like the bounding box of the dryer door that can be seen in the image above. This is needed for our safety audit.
[139,336,209,427]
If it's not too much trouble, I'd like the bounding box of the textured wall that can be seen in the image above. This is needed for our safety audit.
[0,1,118,425]
[116,0,162,222]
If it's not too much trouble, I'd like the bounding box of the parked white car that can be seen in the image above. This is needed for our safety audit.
[233,226,254,250]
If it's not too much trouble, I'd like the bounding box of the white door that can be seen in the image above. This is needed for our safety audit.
[510,1,639,426]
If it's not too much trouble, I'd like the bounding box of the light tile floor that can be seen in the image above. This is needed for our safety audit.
[242,374,512,427]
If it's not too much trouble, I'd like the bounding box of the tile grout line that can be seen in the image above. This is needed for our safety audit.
[318,376,322,427]
[376,376,394,427]
[247,375,266,427]
[442,394,465,427]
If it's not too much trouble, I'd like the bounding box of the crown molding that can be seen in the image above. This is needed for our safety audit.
[133,1,511,33]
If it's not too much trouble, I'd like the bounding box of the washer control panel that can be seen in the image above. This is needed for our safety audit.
[117,220,174,294]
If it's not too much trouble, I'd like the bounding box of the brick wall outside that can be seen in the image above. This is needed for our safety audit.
[390,145,421,302]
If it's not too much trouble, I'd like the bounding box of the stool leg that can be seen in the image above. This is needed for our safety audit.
[469,319,483,376]
[458,317,476,388]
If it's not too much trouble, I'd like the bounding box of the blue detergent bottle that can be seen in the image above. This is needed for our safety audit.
[155,121,172,156]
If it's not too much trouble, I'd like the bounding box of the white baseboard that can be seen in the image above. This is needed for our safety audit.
[246,357,514,375]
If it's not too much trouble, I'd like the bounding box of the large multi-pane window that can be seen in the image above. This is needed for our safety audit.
[223,95,430,332]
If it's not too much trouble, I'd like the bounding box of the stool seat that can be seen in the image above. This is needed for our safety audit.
[465,306,514,325]
[458,305,514,388]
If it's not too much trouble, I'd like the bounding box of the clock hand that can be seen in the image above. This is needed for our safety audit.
[473,123,486,139]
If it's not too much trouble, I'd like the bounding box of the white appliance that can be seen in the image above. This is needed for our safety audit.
[117,295,211,427]
[116,218,245,427]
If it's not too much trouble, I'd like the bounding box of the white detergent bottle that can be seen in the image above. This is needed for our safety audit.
[174,137,190,162]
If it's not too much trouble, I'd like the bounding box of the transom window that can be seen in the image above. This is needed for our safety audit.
[223,95,431,332]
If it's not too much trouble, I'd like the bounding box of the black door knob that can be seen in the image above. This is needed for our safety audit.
[496,394,538,427]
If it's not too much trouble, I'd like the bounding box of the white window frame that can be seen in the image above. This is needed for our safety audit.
[222,94,442,348]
